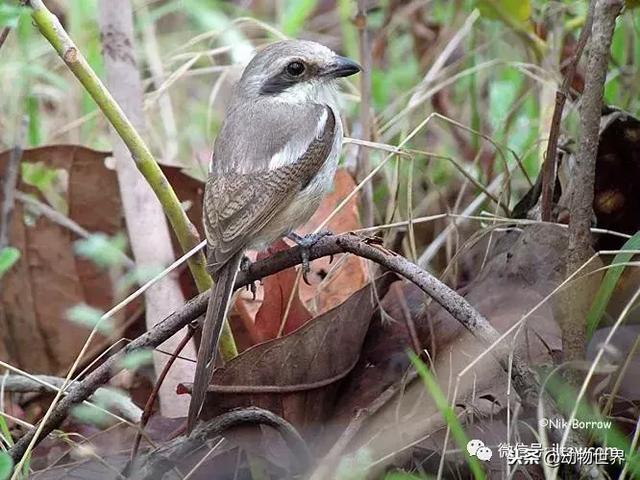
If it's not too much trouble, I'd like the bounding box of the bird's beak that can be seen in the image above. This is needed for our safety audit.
[325,56,361,78]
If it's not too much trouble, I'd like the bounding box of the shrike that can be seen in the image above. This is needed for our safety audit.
[187,40,360,431]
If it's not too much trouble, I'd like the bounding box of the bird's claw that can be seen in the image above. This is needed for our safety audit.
[246,281,257,300]
[287,230,333,285]
[240,255,258,300]
[240,255,252,272]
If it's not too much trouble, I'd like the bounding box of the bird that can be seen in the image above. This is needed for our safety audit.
[187,40,361,432]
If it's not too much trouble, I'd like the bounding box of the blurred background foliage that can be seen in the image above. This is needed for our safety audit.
[0,0,639,266]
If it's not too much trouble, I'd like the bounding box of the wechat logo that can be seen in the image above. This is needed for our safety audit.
[467,439,492,461]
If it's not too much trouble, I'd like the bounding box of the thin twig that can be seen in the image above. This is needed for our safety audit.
[540,0,596,221]
[0,374,142,422]
[129,326,196,464]
[14,190,135,268]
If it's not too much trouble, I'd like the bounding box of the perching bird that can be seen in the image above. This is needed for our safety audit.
[187,40,361,432]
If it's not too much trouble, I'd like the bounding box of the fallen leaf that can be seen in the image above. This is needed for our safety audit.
[254,240,312,341]
[0,145,124,373]
[201,274,394,430]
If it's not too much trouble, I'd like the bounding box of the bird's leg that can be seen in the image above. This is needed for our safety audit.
[240,255,257,300]
[287,230,333,285]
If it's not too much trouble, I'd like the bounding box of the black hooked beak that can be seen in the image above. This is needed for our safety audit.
[325,56,361,78]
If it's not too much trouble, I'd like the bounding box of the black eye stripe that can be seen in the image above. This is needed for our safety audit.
[259,61,309,95]
[260,75,298,95]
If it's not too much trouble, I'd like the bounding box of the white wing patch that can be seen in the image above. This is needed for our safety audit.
[268,108,329,170]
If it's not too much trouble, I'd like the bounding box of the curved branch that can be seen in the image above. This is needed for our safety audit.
[131,407,311,479]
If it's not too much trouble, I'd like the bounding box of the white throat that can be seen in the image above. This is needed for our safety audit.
[270,81,340,108]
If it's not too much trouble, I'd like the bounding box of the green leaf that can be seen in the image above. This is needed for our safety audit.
[0,247,20,278]
[21,162,57,191]
[0,452,13,480]
[116,264,163,294]
[92,386,136,413]
[0,416,13,447]
[21,162,68,213]
[119,349,154,371]
[0,4,29,29]
[586,231,640,339]
[74,233,128,268]
[66,304,112,334]
[476,0,531,25]
[282,0,319,36]
[71,404,109,427]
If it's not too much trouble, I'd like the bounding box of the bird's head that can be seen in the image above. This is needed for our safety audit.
[235,40,361,104]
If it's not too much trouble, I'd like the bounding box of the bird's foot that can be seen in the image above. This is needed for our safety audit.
[240,255,257,300]
[287,230,333,285]
[240,255,252,272]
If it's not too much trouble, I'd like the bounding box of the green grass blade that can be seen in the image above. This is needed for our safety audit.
[282,0,319,36]
[0,416,13,447]
[586,231,640,340]
[409,353,486,480]
[0,452,13,480]
[0,247,20,279]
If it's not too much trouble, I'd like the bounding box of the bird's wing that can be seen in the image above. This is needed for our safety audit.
[213,102,329,174]
[203,106,336,271]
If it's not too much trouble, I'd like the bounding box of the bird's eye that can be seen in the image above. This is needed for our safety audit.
[286,61,305,76]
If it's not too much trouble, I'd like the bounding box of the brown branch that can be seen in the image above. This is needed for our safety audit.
[565,0,623,365]
[540,0,596,221]
[0,374,141,422]
[6,233,598,476]
[131,407,311,480]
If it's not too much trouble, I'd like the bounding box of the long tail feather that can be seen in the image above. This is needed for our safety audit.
[186,252,242,433]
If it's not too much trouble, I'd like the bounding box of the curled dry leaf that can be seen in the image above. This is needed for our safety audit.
[0,146,124,374]
[199,274,394,430]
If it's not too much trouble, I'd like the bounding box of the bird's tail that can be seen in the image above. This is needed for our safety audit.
[187,252,242,434]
